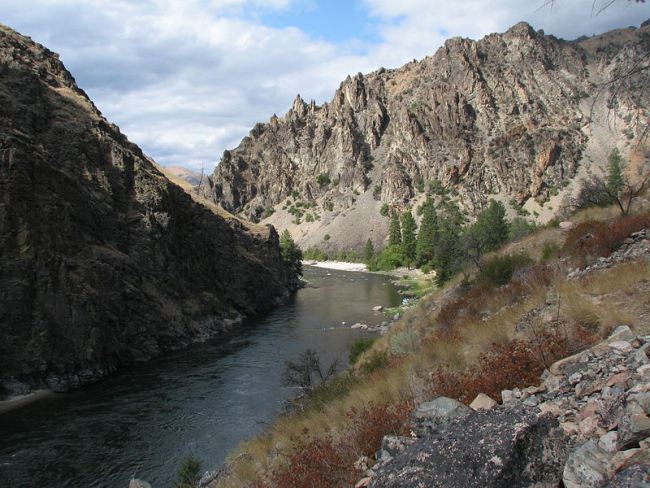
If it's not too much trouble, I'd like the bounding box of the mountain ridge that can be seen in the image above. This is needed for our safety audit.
[0,23,299,397]
[206,20,649,251]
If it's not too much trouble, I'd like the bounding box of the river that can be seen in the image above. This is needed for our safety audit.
[0,267,401,487]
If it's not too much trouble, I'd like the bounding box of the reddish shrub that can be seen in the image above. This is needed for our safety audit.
[345,401,413,457]
[562,214,650,260]
[428,329,574,404]
[264,401,412,488]
[267,431,355,488]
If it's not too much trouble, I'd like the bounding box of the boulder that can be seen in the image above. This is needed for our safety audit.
[563,439,612,488]
[411,397,472,435]
[470,393,497,411]
[618,402,650,450]
[376,435,417,462]
[608,326,635,343]
[373,405,570,488]
[604,464,650,487]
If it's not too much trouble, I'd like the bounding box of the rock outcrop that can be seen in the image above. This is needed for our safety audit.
[207,21,649,250]
[0,25,298,398]
[364,326,650,488]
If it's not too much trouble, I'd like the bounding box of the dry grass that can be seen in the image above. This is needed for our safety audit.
[213,207,650,488]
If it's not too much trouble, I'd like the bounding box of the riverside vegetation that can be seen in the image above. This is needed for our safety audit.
[196,151,650,486]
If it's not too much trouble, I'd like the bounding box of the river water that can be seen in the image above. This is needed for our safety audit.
[0,267,401,488]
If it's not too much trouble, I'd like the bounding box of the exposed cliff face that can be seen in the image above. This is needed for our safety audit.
[208,22,649,250]
[0,25,298,398]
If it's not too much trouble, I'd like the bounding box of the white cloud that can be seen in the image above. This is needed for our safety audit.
[0,0,647,170]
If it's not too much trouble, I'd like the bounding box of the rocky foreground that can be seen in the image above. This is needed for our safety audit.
[351,325,650,487]
[0,25,299,398]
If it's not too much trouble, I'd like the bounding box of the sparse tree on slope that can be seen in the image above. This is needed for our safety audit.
[280,229,303,276]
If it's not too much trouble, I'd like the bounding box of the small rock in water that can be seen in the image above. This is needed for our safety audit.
[373,305,384,312]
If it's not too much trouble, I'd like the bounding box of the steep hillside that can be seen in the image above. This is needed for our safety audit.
[0,25,299,398]
[207,21,649,250]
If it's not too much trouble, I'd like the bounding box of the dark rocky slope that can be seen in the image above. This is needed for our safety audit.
[207,21,649,250]
[0,25,298,398]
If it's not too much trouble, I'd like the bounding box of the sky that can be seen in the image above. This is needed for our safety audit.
[1,0,648,171]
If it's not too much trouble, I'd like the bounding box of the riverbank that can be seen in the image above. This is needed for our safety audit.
[0,390,53,415]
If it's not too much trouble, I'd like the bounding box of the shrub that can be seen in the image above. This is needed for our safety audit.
[389,331,419,355]
[428,329,574,404]
[349,338,375,365]
[540,241,560,263]
[172,456,202,488]
[380,203,390,216]
[561,214,650,260]
[268,433,354,488]
[305,213,315,223]
[323,201,334,212]
[360,350,390,375]
[316,172,331,188]
[345,402,412,457]
[478,253,533,287]
[371,245,403,271]
[263,207,275,219]
[304,374,359,411]
[509,217,536,241]
[303,247,329,261]
[323,234,331,241]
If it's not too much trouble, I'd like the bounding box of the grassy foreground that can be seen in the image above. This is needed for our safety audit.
[210,204,650,488]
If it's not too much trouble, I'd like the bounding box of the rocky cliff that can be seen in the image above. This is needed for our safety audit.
[207,21,649,250]
[0,25,298,398]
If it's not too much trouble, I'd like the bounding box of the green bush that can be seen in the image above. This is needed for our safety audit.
[323,201,334,212]
[370,245,403,271]
[349,338,376,365]
[478,253,532,286]
[303,247,329,261]
[380,203,390,216]
[323,234,331,241]
[316,172,331,188]
[173,456,202,488]
[389,331,419,356]
[263,207,275,219]
[305,213,315,223]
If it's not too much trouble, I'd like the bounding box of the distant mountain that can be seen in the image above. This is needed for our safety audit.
[165,165,204,187]
[0,24,299,397]
[206,21,649,251]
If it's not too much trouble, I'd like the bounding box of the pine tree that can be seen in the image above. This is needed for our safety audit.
[416,199,438,267]
[463,199,509,266]
[388,212,402,247]
[363,238,375,264]
[400,210,417,268]
[280,229,303,276]
[434,216,462,285]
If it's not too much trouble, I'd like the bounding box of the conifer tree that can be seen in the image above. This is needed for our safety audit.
[415,199,438,267]
[279,229,303,276]
[401,210,417,268]
[388,212,402,247]
[363,238,375,264]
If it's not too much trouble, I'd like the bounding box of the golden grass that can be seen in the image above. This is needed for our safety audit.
[213,207,650,488]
